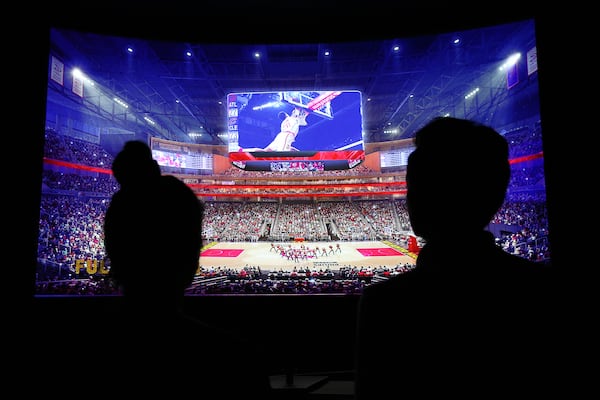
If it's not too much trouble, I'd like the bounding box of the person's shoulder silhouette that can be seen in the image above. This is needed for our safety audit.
[354,117,559,399]
[101,140,272,398]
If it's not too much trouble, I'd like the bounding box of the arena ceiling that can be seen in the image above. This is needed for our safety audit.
[46,18,537,146]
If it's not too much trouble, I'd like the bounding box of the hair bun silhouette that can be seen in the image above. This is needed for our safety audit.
[111,140,161,186]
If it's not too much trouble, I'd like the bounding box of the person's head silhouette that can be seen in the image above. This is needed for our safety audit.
[406,117,510,243]
[105,140,203,308]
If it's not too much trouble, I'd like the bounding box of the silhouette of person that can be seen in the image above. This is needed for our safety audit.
[354,117,560,399]
[101,140,272,398]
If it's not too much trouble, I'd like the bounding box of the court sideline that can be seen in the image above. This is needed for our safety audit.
[199,240,417,272]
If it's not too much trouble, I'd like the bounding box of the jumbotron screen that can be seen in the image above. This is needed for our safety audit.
[227,90,364,171]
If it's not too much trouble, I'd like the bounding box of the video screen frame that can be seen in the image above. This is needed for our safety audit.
[227,90,364,171]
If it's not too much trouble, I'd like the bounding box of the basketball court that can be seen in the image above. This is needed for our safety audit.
[199,241,417,272]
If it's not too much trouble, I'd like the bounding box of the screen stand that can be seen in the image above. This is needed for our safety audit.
[270,367,329,396]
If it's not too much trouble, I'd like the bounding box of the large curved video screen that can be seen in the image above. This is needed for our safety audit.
[34,17,551,298]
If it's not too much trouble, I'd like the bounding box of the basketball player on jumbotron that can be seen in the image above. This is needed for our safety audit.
[242,107,309,152]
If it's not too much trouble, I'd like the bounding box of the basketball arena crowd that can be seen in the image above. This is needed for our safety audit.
[35,124,550,296]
